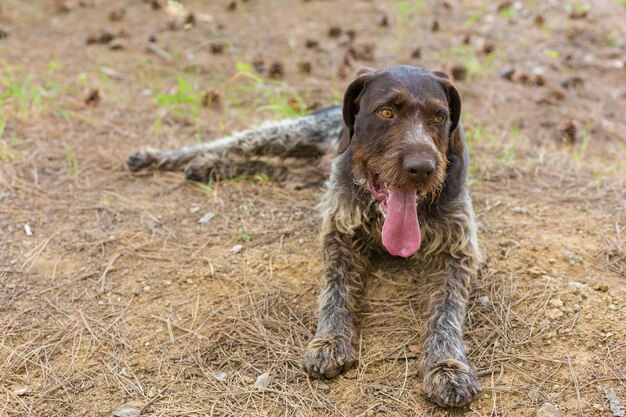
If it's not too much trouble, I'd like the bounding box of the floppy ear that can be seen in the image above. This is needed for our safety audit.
[433,71,463,155]
[338,67,375,154]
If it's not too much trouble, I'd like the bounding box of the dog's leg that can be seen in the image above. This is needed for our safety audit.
[302,228,371,379]
[127,106,342,181]
[302,163,374,379]
[420,197,482,407]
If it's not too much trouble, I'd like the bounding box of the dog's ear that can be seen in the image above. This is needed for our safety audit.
[433,71,463,155]
[338,67,375,154]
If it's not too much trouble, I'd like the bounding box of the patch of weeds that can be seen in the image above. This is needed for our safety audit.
[167,0,185,12]
[466,124,497,144]
[464,8,485,28]
[544,49,560,59]
[0,116,22,162]
[498,123,520,167]
[156,76,203,116]
[193,183,218,198]
[238,228,252,243]
[464,122,499,184]
[253,173,269,182]
[498,6,512,19]
[245,200,255,213]
[65,144,79,179]
[0,67,44,117]
[0,60,66,118]
[223,62,309,119]
[396,0,424,39]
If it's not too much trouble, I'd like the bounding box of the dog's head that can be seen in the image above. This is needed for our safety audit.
[338,66,464,257]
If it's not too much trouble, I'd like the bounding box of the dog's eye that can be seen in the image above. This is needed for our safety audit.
[433,115,445,124]
[378,109,394,119]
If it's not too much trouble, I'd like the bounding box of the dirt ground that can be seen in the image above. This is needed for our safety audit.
[1,0,625,416]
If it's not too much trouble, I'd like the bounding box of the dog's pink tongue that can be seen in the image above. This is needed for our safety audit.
[382,190,421,258]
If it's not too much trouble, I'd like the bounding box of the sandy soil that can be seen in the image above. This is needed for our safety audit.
[0,0,624,416]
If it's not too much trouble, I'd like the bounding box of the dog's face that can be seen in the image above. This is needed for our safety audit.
[338,66,464,257]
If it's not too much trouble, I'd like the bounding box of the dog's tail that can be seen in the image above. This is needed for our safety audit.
[127,105,343,172]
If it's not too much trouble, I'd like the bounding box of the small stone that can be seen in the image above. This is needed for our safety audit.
[513,206,530,214]
[478,295,490,305]
[13,387,31,396]
[410,47,421,59]
[562,250,582,265]
[147,386,157,398]
[214,371,228,382]
[546,308,564,320]
[567,281,587,293]
[499,239,517,248]
[112,404,141,417]
[24,224,33,236]
[548,298,563,308]
[254,372,272,389]
[242,375,255,384]
[312,380,330,391]
[198,211,215,224]
[231,244,243,254]
[536,402,561,417]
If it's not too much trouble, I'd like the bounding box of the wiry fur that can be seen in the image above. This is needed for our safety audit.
[127,106,343,181]
[127,66,483,409]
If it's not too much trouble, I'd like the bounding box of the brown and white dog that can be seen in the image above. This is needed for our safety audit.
[128,65,482,407]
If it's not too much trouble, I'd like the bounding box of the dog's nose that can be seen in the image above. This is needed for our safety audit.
[403,157,435,182]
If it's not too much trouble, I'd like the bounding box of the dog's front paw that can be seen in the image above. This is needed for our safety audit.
[422,358,480,407]
[302,336,355,379]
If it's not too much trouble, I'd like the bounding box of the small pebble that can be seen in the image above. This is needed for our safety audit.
[536,402,561,417]
[546,308,563,320]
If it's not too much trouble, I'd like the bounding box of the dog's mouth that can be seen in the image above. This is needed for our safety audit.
[368,173,421,258]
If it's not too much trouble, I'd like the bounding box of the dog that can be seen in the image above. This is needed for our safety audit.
[127,65,482,408]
